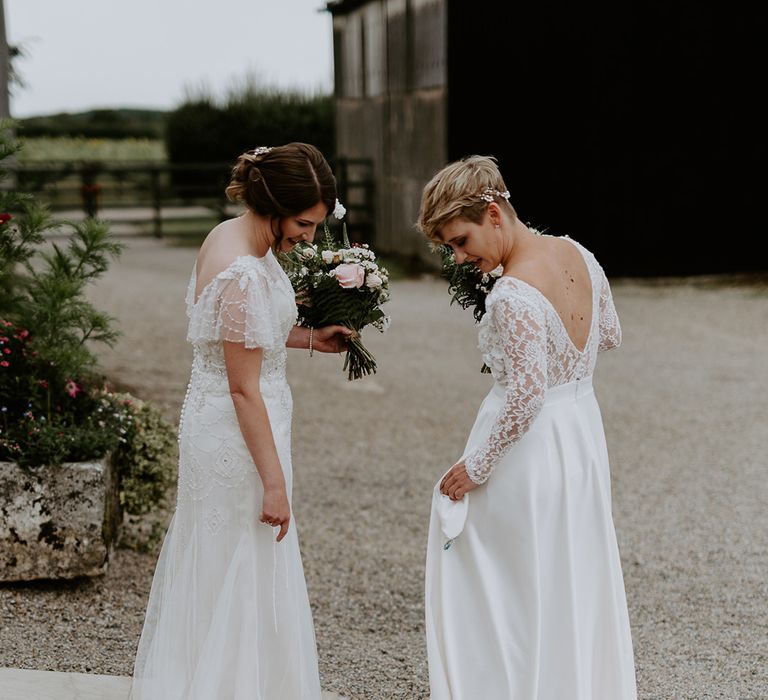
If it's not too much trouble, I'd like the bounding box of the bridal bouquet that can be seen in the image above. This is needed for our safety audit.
[438,246,503,373]
[439,246,502,323]
[281,223,391,380]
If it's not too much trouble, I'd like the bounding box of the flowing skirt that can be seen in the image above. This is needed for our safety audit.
[425,377,637,700]
[129,380,321,700]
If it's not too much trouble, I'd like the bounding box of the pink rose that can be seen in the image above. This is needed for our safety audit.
[334,263,365,289]
[65,380,81,398]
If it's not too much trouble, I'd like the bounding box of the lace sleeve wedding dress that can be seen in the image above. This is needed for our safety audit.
[425,237,637,700]
[129,249,322,700]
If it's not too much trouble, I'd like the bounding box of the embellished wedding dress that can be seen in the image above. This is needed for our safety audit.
[426,237,637,699]
[129,250,322,700]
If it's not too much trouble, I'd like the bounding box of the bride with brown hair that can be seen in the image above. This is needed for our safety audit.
[419,155,637,699]
[129,143,352,699]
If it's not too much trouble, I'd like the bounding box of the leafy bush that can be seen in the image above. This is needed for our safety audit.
[165,84,335,193]
[19,109,166,140]
[0,122,175,521]
[0,319,124,468]
[109,393,177,515]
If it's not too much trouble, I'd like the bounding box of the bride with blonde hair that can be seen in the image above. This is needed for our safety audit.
[419,155,637,699]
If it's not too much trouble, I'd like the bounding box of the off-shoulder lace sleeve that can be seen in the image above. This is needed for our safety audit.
[464,292,548,484]
[186,259,284,349]
[598,268,622,351]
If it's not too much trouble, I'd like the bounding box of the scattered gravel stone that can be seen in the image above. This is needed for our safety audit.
[1,238,765,699]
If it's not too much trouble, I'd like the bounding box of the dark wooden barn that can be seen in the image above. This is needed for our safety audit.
[327,0,767,275]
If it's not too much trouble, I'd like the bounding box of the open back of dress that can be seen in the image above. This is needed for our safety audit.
[426,237,637,700]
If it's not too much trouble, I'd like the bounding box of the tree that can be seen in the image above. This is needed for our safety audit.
[0,0,9,121]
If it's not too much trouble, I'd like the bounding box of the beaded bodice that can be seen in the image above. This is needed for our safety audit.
[177,251,297,440]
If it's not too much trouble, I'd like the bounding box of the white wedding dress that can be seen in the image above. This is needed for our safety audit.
[426,237,637,699]
[129,249,322,699]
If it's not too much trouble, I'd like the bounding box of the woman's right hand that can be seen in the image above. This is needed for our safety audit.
[260,487,291,542]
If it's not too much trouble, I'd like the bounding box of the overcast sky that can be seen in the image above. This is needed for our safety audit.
[5,0,334,118]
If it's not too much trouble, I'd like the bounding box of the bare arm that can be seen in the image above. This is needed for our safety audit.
[223,340,290,542]
[286,324,353,352]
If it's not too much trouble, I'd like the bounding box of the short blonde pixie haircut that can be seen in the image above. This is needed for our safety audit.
[417,155,517,244]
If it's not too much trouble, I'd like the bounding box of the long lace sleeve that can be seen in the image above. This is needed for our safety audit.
[598,268,622,351]
[464,293,548,484]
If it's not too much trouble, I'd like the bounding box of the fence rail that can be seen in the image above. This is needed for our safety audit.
[10,158,375,241]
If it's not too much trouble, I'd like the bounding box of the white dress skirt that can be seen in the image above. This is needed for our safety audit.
[129,251,322,700]
[425,237,637,699]
[426,378,636,699]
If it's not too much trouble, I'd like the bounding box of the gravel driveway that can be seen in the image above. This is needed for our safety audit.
[1,236,766,699]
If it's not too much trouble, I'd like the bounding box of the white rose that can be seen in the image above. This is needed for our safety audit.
[366,273,383,289]
[321,250,335,264]
[300,246,316,260]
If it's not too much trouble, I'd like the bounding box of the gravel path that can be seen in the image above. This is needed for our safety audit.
[1,237,766,699]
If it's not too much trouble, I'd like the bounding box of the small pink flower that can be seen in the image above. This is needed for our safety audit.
[334,263,366,289]
[0,360,8,367]
[3,348,10,354]
[65,380,81,398]
[17,330,29,339]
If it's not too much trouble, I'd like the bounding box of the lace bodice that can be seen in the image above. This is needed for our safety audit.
[464,237,621,484]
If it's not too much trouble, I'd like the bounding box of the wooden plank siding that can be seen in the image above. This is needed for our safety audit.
[329,0,768,274]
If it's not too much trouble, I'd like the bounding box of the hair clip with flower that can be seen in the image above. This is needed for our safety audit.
[478,188,511,203]
[333,198,346,220]
[252,146,272,157]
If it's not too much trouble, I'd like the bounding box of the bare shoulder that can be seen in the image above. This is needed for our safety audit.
[196,217,252,280]
[507,234,592,299]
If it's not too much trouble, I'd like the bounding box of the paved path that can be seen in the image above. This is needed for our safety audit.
[0,667,346,699]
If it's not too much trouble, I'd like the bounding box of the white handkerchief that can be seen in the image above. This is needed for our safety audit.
[434,471,469,547]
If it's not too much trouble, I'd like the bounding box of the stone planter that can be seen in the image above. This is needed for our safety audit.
[0,454,122,581]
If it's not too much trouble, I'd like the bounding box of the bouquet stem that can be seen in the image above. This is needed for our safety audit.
[343,334,377,381]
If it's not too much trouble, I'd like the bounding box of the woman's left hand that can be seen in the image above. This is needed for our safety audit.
[313,325,354,353]
[440,460,479,501]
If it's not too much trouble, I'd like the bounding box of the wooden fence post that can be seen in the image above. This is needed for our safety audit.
[80,165,100,219]
[150,167,162,238]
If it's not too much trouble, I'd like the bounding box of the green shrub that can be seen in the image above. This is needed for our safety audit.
[0,122,175,523]
[18,109,166,140]
[110,392,177,515]
[165,85,335,193]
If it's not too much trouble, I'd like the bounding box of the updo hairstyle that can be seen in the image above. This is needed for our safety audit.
[226,142,337,220]
[417,155,516,244]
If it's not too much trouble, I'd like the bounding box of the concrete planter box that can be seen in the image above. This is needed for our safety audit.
[0,454,121,581]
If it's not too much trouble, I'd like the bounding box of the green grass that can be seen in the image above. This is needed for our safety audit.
[17,137,167,163]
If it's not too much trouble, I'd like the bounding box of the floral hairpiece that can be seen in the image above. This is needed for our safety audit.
[252,146,272,157]
[478,188,511,203]
[333,198,346,220]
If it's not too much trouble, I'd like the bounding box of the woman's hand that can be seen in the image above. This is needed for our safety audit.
[260,487,291,542]
[313,324,354,353]
[440,460,480,501]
